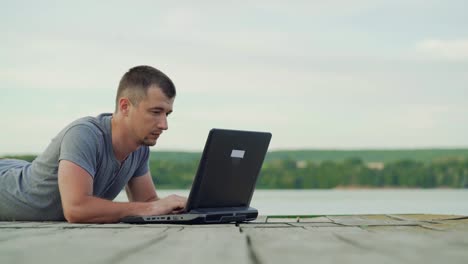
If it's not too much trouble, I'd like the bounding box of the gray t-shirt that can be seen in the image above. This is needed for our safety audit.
[0,113,149,221]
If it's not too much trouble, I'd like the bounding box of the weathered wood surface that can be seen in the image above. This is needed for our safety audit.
[1,214,467,264]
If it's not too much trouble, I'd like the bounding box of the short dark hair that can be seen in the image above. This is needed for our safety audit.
[115,65,176,112]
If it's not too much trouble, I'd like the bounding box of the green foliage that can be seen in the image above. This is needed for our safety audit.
[264,149,468,163]
[1,155,37,162]
[146,156,468,189]
[149,160,196,189]
[149,149,468,163]
[149,151,201,162]
[4,150,468,189]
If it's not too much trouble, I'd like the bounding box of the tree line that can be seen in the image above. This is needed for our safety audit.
[150,157,468,189]
[4,154,468,189]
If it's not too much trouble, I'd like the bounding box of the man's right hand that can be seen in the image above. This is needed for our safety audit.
[142,194,187,215]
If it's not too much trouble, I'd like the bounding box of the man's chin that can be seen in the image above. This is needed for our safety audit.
[142,139,157,147]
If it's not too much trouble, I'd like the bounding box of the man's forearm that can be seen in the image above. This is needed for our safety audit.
[63,196,154,223]
[125,185,159,202]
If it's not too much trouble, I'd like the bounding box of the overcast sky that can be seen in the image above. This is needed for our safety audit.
[1,0,467,155]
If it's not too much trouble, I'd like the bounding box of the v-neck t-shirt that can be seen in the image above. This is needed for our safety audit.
[0,113,149,221]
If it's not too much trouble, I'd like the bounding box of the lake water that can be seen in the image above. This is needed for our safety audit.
[115,189,468,216]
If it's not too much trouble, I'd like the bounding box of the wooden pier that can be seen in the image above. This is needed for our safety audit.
[1,214,467,264]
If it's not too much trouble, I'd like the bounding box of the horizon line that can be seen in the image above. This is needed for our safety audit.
[2,146,468,156]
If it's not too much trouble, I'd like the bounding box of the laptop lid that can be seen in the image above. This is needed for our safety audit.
[185,128,272,212]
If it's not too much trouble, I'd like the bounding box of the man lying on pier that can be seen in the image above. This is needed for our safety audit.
[0,65,187,223]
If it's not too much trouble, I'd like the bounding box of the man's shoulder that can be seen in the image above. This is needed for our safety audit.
[66,113,112,134]
[56,114,113,162]
[53,113,112,150]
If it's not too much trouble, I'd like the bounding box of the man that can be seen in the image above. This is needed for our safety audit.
[0,65,187,223]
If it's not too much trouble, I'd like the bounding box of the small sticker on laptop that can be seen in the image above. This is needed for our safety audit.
[231,149,245,158]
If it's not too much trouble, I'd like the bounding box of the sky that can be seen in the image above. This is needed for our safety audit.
[1,0,467,155]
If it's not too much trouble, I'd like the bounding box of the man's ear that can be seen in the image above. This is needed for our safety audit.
[119,98,131,116]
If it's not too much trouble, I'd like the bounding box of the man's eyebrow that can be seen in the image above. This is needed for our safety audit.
[148,107,164,110]
[148,107,173,114]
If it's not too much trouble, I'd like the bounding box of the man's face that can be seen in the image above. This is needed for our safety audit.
[127,86,174,146]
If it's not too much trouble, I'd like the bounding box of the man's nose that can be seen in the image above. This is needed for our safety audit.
[158,115,168,130]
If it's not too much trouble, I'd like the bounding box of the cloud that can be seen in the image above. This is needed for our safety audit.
[416,39,468,60]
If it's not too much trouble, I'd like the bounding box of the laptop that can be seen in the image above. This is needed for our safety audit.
[120,128,272,224]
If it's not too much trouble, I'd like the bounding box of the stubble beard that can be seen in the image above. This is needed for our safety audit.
[141,137,157,147]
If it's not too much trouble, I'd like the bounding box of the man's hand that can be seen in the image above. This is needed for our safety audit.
[141,194,187,215]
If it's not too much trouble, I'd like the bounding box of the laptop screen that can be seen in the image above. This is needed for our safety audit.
[185,129,272,211]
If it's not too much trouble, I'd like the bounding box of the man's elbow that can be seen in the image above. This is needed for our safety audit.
[62,200,92,223]
[63,206,86,223]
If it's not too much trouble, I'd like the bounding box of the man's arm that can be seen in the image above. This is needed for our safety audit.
[58,160,186,223]
[125,172,158,202]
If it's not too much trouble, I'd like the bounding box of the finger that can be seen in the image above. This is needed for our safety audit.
[172,208,184,214]
[177,196,188,203]
[171,200,185,209]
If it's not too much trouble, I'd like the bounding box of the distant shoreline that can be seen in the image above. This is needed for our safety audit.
[154,186,466,190]
[332,185,463,190]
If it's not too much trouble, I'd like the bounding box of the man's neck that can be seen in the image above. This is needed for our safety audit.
[111,114,139,162]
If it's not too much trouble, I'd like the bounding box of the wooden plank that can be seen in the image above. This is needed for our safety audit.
[0,226,250,264]
[265,216,333,223]
[1,215,467,264]
[303,226,367,233]
[129,223,236,229]
[0,222,60,228]
[242,226,389,263]
[251,215,267,223]
[266,216,338,227]
[418,218,468,231]
[299,216,334,223]
[290,222,342,228]
[238,223,293,228]
[327,215,419,227]
[0,227,60,243]
[333,228,468,263]
[117,226,250,264]
[364,225,434,233]
[0,227,172,264]
[388,214,467,222]
[266,217,300,223]
[0,221,20,226]
[244,224,468,264]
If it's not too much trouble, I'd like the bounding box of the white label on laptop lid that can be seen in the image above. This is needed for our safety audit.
[231,149,245,158]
